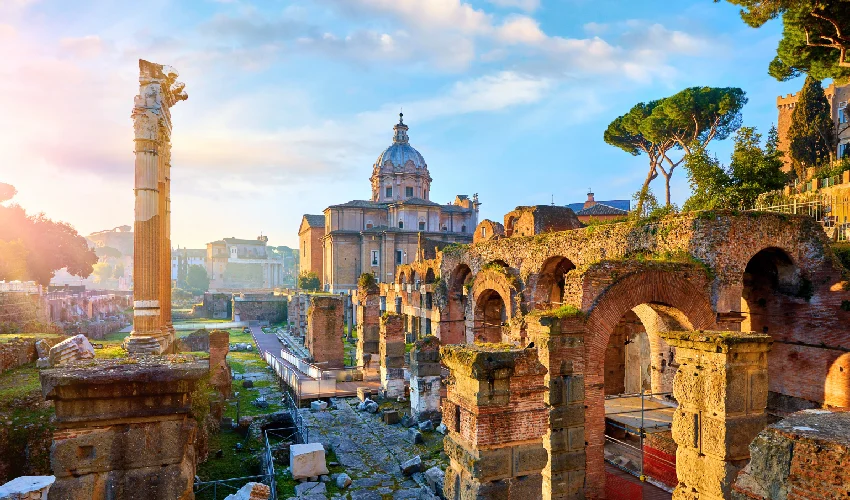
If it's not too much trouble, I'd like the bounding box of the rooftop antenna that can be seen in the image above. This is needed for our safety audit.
[551,194,554,206]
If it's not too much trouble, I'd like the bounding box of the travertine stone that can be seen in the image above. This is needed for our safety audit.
[290,443,329,480]
[0,476,54,499]
[128,59,186,356]
[441,343,548,500]
[662,331,772,500]
[209,330,231,399]
[380,313,406,397]
[39,356,206,500]
[223,481,271,500]
[409,335,441,422]
[356,286,381,372]
[47,334,94,366]
[306,296,344,369]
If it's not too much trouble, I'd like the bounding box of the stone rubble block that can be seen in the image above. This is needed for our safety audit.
[335,472,352,489]
[400,455,422,476]
[35,358,51,369]
[0,475,54,500]
[47,334,94,366]
[223,481,271,500]
[35,339,50,359]
[424,466,444,496]
[356,387,371,401]
[289,443,329,480]
[406,429,424,444]
[310,400,328,412]
[294,481,326,496]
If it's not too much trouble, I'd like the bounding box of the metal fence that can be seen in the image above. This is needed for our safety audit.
[284,391,309,444]
[755,193,850,242]
[193,429,281,499]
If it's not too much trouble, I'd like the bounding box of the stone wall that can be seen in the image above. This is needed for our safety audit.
[732,408,850,500]
[177,329,210,352]
[39,356,207,500]
[209,330,231,400]
[0,336,66,373]
[306,296,344,369]
[503,206,583,238]
[233,294,287,323]
[356,287,381,370]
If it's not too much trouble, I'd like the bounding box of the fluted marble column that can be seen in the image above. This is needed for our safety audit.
[128,59,187,356]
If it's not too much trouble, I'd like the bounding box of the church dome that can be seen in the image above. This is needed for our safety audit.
[374,113,427,170]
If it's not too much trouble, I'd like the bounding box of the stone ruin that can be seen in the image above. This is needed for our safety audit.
[355,282,381,376]
[379,313,405,398]
[441,343,549,499]
[209,329,232,400]
[408,335,441,423]
[126,59,187,356]
[306,295,344,369]
[39,356,207,499]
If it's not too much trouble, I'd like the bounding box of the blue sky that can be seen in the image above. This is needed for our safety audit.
[0,0,807,248]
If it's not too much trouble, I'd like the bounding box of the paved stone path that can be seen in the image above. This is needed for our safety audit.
[296,398,445,500]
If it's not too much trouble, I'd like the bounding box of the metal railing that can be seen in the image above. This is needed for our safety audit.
[284,391,309,444]
[755,193,850,242]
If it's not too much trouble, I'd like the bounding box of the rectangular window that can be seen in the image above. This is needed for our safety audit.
[840,143,850,159]
[371,250,379,266]
[481,227,486,237]
[396,250,403,264]
[840,103,848,124]
[406,186,413,197]
[418,221,425,230]
[385,186,392,197]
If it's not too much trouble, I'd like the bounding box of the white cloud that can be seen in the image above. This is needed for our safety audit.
[59,35,104,58]
[496,15,546,44]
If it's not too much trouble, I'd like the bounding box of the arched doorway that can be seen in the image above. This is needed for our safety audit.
[584,269,716,497]
[741,247,815,414]
[534,256,576,308]
[443,264,472,344]
[473,289,506,343]
[425,268,436,284]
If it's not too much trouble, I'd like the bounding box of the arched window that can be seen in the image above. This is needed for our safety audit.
[461,225,467,233]
[398,220,404,229]
[365,220,373,229]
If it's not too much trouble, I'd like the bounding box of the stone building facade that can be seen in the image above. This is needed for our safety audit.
[206,235,285,290]
[298,215,325,279]
[305,114,479,292]
[777,81,850,171]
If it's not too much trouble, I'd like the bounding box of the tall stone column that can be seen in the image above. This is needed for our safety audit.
[441,344,549,499]
[409,335,441,423]
[661,331,772,500]
[527,314,586,500]
[128,59,186,355]
[39,357,208,499]
[379,313,405,397]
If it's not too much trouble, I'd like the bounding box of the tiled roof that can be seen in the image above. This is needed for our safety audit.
[302,214,326,227]
[576,203,629,216]
[391,197,439,207]
[222,238,265,245]
[327,200,389,209]
[567,199,631,212]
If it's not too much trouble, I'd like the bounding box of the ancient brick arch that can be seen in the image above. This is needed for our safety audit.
[526,255,576,309]
[397,270,407,285]
[443,263,473,344]
[582,268,716,498]
[470,268,519,344]
[424,267,436,284]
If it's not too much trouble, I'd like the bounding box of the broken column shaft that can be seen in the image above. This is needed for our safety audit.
[307,296,344,369]
[356,285,381,374]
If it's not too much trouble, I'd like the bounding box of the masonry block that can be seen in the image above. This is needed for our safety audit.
[307,296,344,369]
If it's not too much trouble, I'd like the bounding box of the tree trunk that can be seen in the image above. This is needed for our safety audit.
[636,162,658,217]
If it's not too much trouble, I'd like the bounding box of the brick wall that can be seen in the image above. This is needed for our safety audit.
[306,296,344,369]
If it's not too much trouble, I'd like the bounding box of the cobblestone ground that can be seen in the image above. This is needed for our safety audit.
[296,397,447,500]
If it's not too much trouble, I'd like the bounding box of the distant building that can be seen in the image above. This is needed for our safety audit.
[566,192,630,223]
[206,235,285,290]
[171,248,207,283]
[298,215,325,280]
[777,82,850,172]
[305,114,479,292]
[86,225,134,256]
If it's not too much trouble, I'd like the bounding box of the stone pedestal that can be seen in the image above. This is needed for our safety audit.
[306,296,344,369]
[379,313,406,397]
[661,331,772,500]
[356,288,381,374]
[441,344,549,500]
[527,315,586,500]
[39,357,208,500]
[409,335,441,423]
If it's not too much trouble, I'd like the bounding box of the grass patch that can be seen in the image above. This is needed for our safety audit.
[533,304,584,319]
[0,364,41,405]
[95,345,128,359]
[99,330,130,345]
[0,333,58,344]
